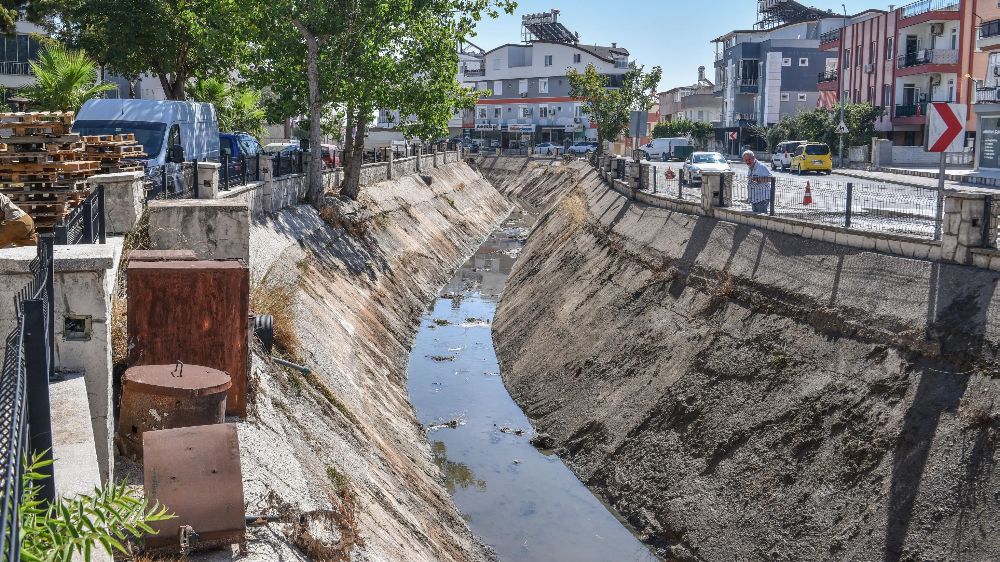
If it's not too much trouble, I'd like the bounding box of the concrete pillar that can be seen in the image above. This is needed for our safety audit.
[262,154,274,214]
[700,171,734,212]
[941,191,988,264]
[627,160,642,190]
[433,146,439,168]
[148,199,251,264]
[0,243,117,482]
[196,161,220,199]
[387,149,394,180]
[416,147,422,172]
[86,171,144,235]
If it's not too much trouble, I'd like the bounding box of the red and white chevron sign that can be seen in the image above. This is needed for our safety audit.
[927,102,967,153]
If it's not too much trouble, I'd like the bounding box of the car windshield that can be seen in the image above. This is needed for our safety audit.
[692,153,725,164]
[805,144,830,155]
[73,120,167,158]
[263,143,294,154]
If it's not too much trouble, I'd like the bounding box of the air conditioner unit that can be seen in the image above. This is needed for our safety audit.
[930,23,944,36]
[930,74,942,86]
[865,63,875,73]
[520,92,528,98]
[573,117,582,123]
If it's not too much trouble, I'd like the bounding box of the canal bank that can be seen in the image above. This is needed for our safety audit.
[406,206,656,562]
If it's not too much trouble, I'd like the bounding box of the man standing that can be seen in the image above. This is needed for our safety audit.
[743,150,772,214]
[0,193,37,247]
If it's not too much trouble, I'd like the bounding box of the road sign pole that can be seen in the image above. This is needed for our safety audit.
[934,151,946,241]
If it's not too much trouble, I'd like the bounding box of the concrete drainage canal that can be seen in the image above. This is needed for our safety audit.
[406,205,657,562]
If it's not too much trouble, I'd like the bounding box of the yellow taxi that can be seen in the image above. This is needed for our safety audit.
[790,143,833,175]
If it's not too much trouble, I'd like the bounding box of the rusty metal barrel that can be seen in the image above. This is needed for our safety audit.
[117,362,232,460]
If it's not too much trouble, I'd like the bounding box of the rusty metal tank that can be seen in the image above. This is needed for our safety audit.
[117,362,231,460]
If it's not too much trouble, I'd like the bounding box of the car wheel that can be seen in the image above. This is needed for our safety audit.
[661,152,668,162]
[771,161,777,171]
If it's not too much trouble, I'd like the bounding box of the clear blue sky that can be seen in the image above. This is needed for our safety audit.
[468,0,882,92]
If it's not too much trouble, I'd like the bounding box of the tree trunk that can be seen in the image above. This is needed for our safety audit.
[157,73,187,101]
[341,118,366,201]
[340,106,356,193]
[292,20,325,206]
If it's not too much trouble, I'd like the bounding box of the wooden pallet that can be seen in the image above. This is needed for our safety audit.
[0,111,75,125]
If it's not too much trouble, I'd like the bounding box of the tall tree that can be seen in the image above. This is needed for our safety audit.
[568,63,662,156]
[34,0,251,100]
[187,77,268,138]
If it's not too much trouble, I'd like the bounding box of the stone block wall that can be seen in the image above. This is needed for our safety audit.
[148,199,251,264]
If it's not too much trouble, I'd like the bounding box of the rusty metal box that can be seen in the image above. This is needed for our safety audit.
[143,424,245,550]
[127,260,249,417]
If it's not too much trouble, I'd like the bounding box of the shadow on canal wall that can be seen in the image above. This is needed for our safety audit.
[483,157,1000,561]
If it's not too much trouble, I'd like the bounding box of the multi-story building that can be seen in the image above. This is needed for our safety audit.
[712,17,844,154]
[816,9,895,135]
[820,0,988,148]
[968,2,1000,172]
[657,66,720,125]
[464,10,631,147]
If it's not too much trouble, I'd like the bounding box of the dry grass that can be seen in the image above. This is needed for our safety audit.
[269,488,364,562]
[250,276,302,362]
[111,209,151,372]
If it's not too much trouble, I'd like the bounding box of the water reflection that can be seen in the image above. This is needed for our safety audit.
[406,206,659,562]
[431,441,487,494]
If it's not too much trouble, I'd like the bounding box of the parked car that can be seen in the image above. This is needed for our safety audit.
[262,142,301,156]
[771,140,807,171]
[639,137,693,161]
[320,143,340,167]
[533,142,562,155]
[790,143,833,175]
[679,152,731,186]
[567,141,598,155]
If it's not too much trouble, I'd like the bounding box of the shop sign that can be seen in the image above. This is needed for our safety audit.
[507,124,537,132]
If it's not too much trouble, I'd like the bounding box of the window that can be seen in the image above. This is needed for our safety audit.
[477,107,487,119]
[856,45,862,66]
[518,79,528,94]
[798,57,809,66]
[844,48,851,68]
[797,93,808,102]
[780,92,790,101]
[855,89,860,102]
[782,57,792,66]
[883,84,892,107]
[951,28,958,50]
[493,58,501,70]
[868,86,875,103]
[544,55,552,66]
[574,105,582,117]
[573,53,581,63]
[520,105,531,118]
[539,78,549,94]
[947,79,955,102]
[494,81,503,96]
[493,107,501,119]
[886,37,894,60]
[167,124,181,151]
[539,105,549,118]
[870,41,876,64]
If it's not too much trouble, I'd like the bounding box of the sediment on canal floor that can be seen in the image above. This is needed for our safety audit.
[230,161,511,561]
[485,157,1000,561]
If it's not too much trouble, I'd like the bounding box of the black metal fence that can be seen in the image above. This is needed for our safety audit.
[0,236,56,559]
[272,152,304,178]
[220,154,261,191]
[53,185,106,245]
[146,161,200,201]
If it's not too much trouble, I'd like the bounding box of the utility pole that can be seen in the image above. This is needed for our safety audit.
[839,3,848,168]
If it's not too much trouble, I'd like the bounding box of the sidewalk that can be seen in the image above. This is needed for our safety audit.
[835,166,1000,193]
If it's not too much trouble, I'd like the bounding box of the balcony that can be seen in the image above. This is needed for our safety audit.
[895,103,927,117]
[896,49,959,74]
[737,78,758,93]
[463,67,485,77]
[896,0,959,26]
[819,29,840,46]
[977,87,1000,104]
[979,19,1000,50]
[0,61,31,76]
[817,69,838,83]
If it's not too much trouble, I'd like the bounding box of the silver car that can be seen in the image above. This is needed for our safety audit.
[680,152,732,186]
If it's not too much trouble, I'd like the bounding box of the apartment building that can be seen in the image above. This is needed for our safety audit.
[657,66,721,125]
[816,9,895,135]
[712,17,844,154]
[968,2,1000,171]
[464,10,630,146]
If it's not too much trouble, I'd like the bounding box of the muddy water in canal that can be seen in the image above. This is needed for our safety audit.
[406,207,658,562]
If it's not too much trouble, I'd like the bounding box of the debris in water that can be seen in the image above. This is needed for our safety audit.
[512,459,522,465]
[432,318,451,326]
[429,355,456,362]
[447,347,463,352]
[496,424,526,436]
[426,418,463,432]
[530,432,556,449]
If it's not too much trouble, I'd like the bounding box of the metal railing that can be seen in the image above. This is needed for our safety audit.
[981,19,1000,39]
[897,49,959,69]
[737,78,759,92]
[271,152,304,178]
[897,0,959,19]
[220,154,261,190]
[976,87,1000,103]
[819,29,841,44]
[53,185,106,245]
[895,102,929,118]
[0,235,56,559]
[463,68,486,77]
[818,69,839,83]
[146,161,200,201]
[0,62,31,76]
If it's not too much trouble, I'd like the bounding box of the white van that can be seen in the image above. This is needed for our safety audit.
[640,137,693,161]
[73,99,220,171]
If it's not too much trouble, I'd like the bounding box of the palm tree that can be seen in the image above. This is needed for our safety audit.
[24,43,115,112]
[187,77,267,138]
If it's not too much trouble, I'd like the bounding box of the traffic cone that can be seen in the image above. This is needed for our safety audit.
[802,181,814,205]
[665,166,675,180]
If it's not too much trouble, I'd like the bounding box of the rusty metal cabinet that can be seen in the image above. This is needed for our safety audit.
[127,260,250,416]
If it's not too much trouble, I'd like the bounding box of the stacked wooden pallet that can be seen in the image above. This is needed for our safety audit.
[83,133,145,173]
[0,111,99,232]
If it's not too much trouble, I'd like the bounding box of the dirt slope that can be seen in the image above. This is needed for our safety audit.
[488,158,1000,562]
